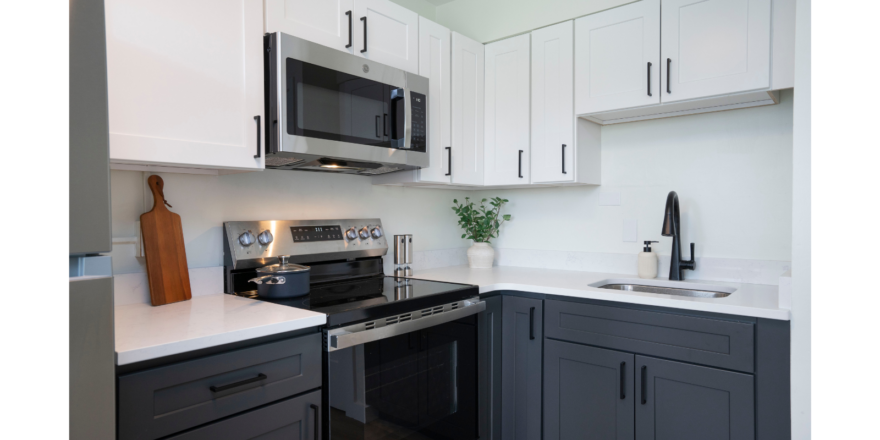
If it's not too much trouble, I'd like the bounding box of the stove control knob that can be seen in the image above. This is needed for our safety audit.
[238,231,256,247]
[359,227,370,239]
[345,227,358,240]
[257,230,273,245]
[371,227,383,239]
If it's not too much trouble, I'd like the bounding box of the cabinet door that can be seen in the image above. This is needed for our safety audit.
[166,390,321,439]
[353,0,419,74]
[636,356,755,440]
[531,21,574,184]
[264,0,354,54]
[451,32,485,186]
[660,0,771,103]
[417,17,452,184]
[484,34,530,186]
[501,296,542,440]
[574,0,659,115]
[105,0,264,171]
[544,340,634,440]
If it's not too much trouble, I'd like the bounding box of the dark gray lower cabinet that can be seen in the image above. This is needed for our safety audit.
[166,389,321,440]
[501,296,543,440]
[636,355,755,440]
[544,339,634,440]
[478,296,503,440]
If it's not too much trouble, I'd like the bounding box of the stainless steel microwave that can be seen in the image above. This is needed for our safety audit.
[264,32,429,175]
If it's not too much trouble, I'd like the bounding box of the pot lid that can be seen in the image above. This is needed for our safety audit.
[256,255,310,274]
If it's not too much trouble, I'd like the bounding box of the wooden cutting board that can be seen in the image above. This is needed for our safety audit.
[140,175,192,306]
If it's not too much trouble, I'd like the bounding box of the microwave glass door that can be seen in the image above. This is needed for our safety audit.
[327,316,478,440]
[287,58,409,149]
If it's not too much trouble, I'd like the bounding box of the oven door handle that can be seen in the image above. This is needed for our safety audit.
[326,299,486,351]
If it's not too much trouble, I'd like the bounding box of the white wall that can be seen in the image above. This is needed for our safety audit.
[436,0,636,43]
[109,170,470,274]
[389,0,437,21]
[790,0,810,437]
[475,90,794,262]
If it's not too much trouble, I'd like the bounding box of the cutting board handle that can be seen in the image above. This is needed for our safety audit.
[147,175,171,211]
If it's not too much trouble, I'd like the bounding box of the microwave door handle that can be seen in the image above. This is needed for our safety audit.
[390,88,406,149]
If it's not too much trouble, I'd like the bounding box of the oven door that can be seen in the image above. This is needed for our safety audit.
[325,301,484,440]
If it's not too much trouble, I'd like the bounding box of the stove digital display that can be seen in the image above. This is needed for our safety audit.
[290,225,343,242]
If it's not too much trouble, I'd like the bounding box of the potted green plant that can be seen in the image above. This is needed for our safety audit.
[452,197,511,269]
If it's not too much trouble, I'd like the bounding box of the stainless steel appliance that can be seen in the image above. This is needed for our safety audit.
[70,0,115,438]
[223,219,483,440]
[264,33,429,175]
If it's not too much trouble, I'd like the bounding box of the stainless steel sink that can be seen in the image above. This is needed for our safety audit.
[589,279,735,298]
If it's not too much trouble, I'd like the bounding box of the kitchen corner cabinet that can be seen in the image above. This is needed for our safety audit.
[661,0,772,103]
[484,34,531,186]
[264,0,355,55]
[501,296,543,440]
[574,0,660,115]
[450,32,486,186]
[105,0,264,172]
[417,17,453,184]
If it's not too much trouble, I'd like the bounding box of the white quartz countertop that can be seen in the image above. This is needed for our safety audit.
[115,294,326,365]
[407,265,790,321]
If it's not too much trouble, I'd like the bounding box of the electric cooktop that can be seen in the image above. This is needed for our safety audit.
[233,275,479,328]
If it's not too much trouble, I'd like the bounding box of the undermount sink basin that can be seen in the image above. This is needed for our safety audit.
[589,279,735,298]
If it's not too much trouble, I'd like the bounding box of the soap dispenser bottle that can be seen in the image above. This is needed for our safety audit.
[638,241,659,279]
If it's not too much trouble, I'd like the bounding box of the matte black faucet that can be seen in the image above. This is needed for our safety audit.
[661,191,695,280]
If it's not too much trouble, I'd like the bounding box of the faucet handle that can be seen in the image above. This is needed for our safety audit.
[682,243,696,270]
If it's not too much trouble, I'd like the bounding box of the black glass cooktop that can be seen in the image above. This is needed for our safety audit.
[233,275,479,328]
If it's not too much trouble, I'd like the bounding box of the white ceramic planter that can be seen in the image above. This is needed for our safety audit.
[467,243,495,269]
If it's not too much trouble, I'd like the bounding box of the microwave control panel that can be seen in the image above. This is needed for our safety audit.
[410,91,426,151]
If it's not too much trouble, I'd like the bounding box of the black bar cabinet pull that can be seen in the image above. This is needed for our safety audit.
[641,366,647,404]
[666,58,671,94]
[647,62,652,96]
[518,150,524,178]
[310,403,319,440]
[360,17,368,53]
[383,114,388,136]
[445,147,452,176]
[562,144,567,174]
[253,116,261,158]
[375,115,380,138]
[620,362,626,399]
[210,373,267,393]
[529,307,535,340]
[345,11,352,48]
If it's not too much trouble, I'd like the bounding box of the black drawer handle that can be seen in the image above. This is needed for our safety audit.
[647,62,652,96]
[445,147,451,176]
[253,115,261,158]
[562,144,567,174]
[361,16,368,53]
[529,307,535,340]
[345,11,352,48]
[210,373,267,393]
[641,366,647,404]
[518,150,524,178]
[620,362,626,400]
[375,115,380,138]
[666,58,671,94]
[310,403,319,440]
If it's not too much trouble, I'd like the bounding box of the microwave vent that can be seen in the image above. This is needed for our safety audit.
[265,156,306,168]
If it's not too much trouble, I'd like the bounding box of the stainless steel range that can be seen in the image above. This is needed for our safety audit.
[223,219,483,440]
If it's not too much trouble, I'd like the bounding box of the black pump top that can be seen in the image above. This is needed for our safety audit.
[643,241,658,252]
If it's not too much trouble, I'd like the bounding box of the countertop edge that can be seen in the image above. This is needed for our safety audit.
[477,282,791,320]
[116,314,327,366]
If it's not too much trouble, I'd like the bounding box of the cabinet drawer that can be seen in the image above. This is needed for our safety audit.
[166,390,321,440]
[544,300,754,372]
[119,333,321,440]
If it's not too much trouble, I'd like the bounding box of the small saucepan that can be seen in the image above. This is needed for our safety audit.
[249,255,310,298]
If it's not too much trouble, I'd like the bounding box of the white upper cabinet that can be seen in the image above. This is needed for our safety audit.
[484,34,530,186]
[661,0,772,103]
[417,17,452,184]
[574,0,659,115]
[353,0,419,74]
[451,32,485,186]
[531,21,574,184]
[264,0,355,54]
[105,0,264,171]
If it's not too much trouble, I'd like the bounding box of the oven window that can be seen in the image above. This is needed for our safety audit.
[328,317,478,440]
[287,58,394,148]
